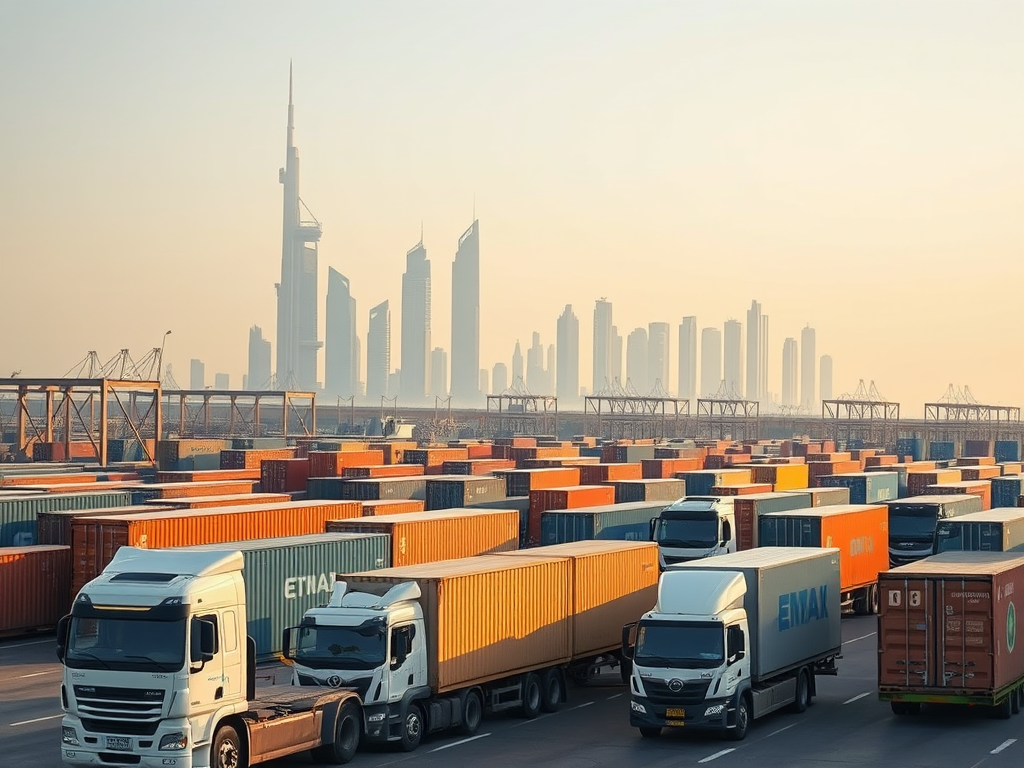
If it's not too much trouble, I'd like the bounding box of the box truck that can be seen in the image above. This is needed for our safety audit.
[622,548,841,740]
[886,495,984,567]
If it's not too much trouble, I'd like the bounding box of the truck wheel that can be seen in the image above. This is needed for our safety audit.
[869,584,880,614]
[540,670,562,713]
[311,702,361,764]
[638,727,662,739]
[400,704,424,752]
[852,592,867,616]
[521,673,542,719]
[212,725,244,768]
[789,669,810,714]
[459,690,483,736]
[728,695,750,741]
[992,696,1013,720]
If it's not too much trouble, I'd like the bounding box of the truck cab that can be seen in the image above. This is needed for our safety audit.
[649,497,735,568]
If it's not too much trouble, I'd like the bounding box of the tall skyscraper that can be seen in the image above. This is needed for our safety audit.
[546,345,555,394]
[723,320,743,397]
[648,322,670,394]
[512,341,524,387]
[820,355,834,402]
[626,327,649,394]
[247,326,272,391]
[492,363,509,395]
[366,300,390,400]
[678,317,697,402]
[430,347,448,399]
[325,268,357,398]
[745,300,769,403]
[556,305,580,403]
[781,338,798,406]
[700,327,722,397]
[214,373,230,390]
[612,327,623,385]
[526,332,546,393]
[479,369,489,397]
[800,325,816,410]
[401,238,431,402]
[450,219,480,404]
[189,359,205,391]
[592,299,613,393]
[275,64,322,391]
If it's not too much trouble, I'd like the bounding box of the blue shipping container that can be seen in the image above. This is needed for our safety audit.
[679,470,751,497]
[996,441,1021,463]
[992,476,1024,510]
[540,501,667,545]
[819,472,898,505]
[929,442,956,462]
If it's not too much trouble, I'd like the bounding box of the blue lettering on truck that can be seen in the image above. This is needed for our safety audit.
[778,585,829,630]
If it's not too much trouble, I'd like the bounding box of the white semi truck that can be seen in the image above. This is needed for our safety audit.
[57,547,363,768]
[648,497,737,567]
[622,547,842,740]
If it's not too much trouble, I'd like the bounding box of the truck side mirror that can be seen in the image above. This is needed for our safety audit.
[282,627,297,660]
[649,518,658,540]
[721,521,732,546]
[55,615,71,662]
[727,625,745,665]
[199,621,216,661]
[621,622,638,660]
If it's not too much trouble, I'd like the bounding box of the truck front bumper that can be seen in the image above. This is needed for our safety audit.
[61,715,193,768]
[629,695,733,732]
[361,703,399,744]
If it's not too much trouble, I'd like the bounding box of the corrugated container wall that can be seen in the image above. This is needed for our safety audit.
[610,479,686,504]
[0,491,133,547]
[0,545,72,634]
[679,469,752,496]
[734,493,813,550]
[540,502,667,545]
[425,477,507,510]
[993,477,1024,510]
[819,472,898,504]
[781,487,851,507]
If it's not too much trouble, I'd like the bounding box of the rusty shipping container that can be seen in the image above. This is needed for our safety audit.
[907,469,963,498]
[327,508,519,566]
[927,481,992,511]
[260,458,310,493]
[70,500,362,595]
[734,492,813,550]
[0,545,72,635]
[752,463,810,491]
[878,552,1024,709]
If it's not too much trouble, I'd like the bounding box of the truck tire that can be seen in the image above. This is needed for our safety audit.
[789,669,810,714]
[212,724,245,768]
[728,695,750,741]
[890,700,920,716]
[459,690,483,736]
[400,704,424,752]
[521,673,542,719]
[638,727,662,739]
[540,669,561,713]
[992,696,1013,720]
[311,702,361,764]
[852,591,868,616]
[869,584,880,614]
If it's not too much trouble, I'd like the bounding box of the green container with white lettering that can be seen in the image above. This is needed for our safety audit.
[172,532,390,660]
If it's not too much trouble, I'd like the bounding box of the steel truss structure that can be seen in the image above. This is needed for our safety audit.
[923,385,1021,447]
[0,378,162,464]
[163,390,316,439]
[822,381,900,448]
[486,393,558,438]
[584,394,691,441]
[695,398,760,441]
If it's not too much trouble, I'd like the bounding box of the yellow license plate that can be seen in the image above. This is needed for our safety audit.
[666,708,686,718]
[666,720,686,727]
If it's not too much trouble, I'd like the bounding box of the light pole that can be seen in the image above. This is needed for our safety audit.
[158,330,172,382]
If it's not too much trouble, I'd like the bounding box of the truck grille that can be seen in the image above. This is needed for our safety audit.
[642,678,712,704]
[73,686,163,731]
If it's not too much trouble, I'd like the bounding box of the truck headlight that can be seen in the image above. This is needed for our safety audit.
[704,704,726,717]
[62,726,80,746]
[159,733,188,751]
[631,700,647,714]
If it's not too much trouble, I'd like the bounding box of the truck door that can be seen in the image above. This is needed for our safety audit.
[937,577,995,691]
[388,624,422,702]
[878,577,932,687]
[190,613,225,706]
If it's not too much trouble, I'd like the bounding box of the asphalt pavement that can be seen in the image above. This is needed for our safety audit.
[3,615,1023,768]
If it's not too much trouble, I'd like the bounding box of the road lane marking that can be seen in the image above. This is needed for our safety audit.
[607,693,623,700]
[1,639,53,649]
[509,713,554,728]
[9,714,63,727]
[699,748,736,763]
[991,739,1017,755]
[843,692,872,705]
[846,632,876,644]
[764,723,799,738]
[571,701,594,710]
[430,733,490,752]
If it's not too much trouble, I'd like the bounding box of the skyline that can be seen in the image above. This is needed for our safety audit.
[2,2,1023,416]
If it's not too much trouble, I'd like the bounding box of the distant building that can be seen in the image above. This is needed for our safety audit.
[214,373,229,390]
[430,347,448,399]
[592,299,614,392]
[189,359,205,390]
[450,219,480,404]
[801,325,816,410]
[648,322,670,394]
[325,268,357,398]
[678,317,697,402]
[556,305,580,403]
[388,371,402,400]
[546,344,555,395]
[479,368,489,397]
[781,338,798,407]
[820,355,834,401]
[366,300,390,400]
[700,327,722,398]
[723,320,743,397]
[401,239,431,402]
[512,341,524,388]
[627,327,649,394]
[247,325,271,390]
[746,300,769,403]
[611,326,623,386]
[492,362,509,395]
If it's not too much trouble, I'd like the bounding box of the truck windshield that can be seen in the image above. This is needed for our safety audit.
[634,620,724,669]
[654,518,719,548]
[889,510,938,542]
[294,624,386,670]
[65,617,185,672]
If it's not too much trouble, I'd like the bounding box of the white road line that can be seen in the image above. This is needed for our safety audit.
[699,748,737,763]
[607,693,623,700]
[991,739,1017,755]
[1,639,53,649]
[572,701,594,710]
[843,692,872,705]
[509,713,554,728]
[764,723,799,738]
[846,632,877,644]
[430,733,490,752]
[9,714,63,727]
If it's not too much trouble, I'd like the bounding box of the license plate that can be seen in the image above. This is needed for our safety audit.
[666,720,686,727]
[105,737,132,752]
[666,708,686,718]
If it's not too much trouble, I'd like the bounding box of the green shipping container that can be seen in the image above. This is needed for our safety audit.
[172,533,391,661]
[540,501,668,545]
[0,491,133,546]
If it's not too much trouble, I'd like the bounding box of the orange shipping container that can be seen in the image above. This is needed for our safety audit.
[70,500,362,595]
[864,455,899,468]
[369,441,419,465]
[37,506,177,546]
[907,469,963,498]
[752,463,810,491]
[466,444,495,459]
[641,458,703,479]
[3,481,143,495]
[958,457,997,466]
[0,473,99,488]
[151,493,290,510]
[327,508,519,566]
[709,483,774,496]
[808,461,862,487]
[441,459,517,475]
[309,450,387,477]
[0,545,72,634]
[341,464,425,479]
[404,448,470,467]
[498,468,583,497]
[220,448,296,469]
[528,485,616,545]
[959,466,1001,481]
[579,463,643,484]
[154,469,261,483]
[360,500,426,516]
[139,480,260,499]
[1000,463,1024,476]
[806,452,853,463]
[927,481,992,511]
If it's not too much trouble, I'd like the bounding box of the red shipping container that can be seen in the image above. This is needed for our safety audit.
[259,458,310,493]
[466,444,495,459]
[309,450,387,477]
[708,483,774,496]
[527,485,615,545]
[343,464,426,479]
[579,463,643,484]
[0,545,72,634]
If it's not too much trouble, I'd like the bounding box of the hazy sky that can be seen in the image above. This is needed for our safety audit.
[2,1,1022,416]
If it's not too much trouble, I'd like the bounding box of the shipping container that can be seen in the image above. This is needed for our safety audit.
[157,439,231,471]
[404,448,470,467]
[819,472,898,504]
[540,502,668,545]
[360,499,426,516]
[864,455,899,468]
[907,469,963,498]
[996,441,1021,463]
[610,479,686,504]
[528,486,616,546]
[958,456,997,467]
[734,492,813,550]
[154,469,261,483]
[928,442,956,462]
[999,463,1024,477]
[309,450,387,477]
[150,493,291,510]
[260,458,310,493]
[326,508,519,566]
[70,500,362,595]
[993,477,1024,510]
[579,463,643,484]
[610,445,658,464]
[220,448,296,469]
[886,494,986,567]
[758,504,889,609]
[934,508,1024,554]
[964,440,994,458]
[498,468,582,497]
[337,477,429,501]
[671,548,842,682]
[0,545,72,635]
[678,469,753,496]
[172,533,391,660]
[129,481,259,504]
[0,490,133,547]
[707,483,774,496]
[878,552,1024,709]
[959,466,1001,481]
[368,441,418,465]
[641,458,702,478]
[805,452,853,463]
[780,487,851,507]
[808,460,862,487]
[926,481,992,511]
[339,464,427,479]
[425,476,507,510]
[751,464,810,491]
[37,505,176,546]
[487,540,659,657]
